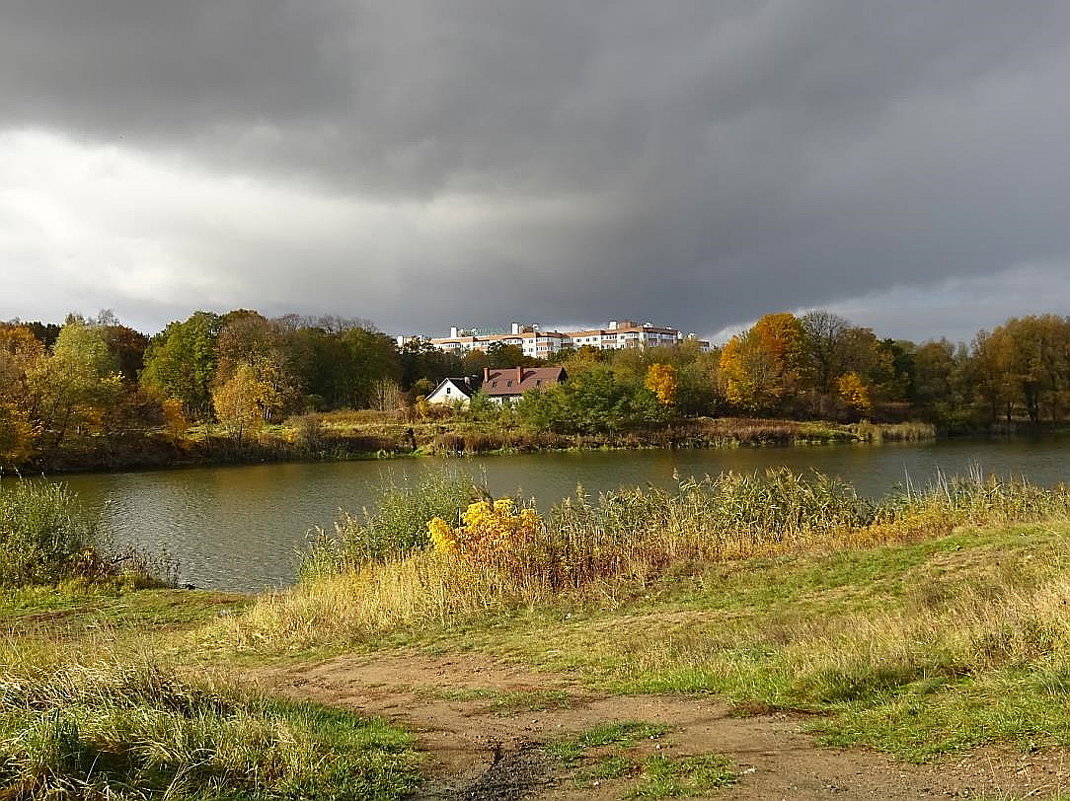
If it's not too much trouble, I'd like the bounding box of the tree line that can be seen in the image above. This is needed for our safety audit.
[2,308,1068,467]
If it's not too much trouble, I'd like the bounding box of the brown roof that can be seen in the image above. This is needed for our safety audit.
[482,366,567,396]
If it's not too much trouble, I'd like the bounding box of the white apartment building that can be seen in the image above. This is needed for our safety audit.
[427,320,710,356]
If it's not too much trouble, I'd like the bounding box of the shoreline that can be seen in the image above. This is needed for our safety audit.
[19,416,943,476]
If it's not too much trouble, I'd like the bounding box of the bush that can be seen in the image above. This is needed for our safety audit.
[0,479,172,588]
[0,480,100,586]
[291,412,325,452]
[429,498,542,576]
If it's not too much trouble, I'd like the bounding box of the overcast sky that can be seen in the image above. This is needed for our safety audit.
[3,1,1070,344]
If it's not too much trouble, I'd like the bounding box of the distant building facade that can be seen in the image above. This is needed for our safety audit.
[427,320,710,357]
[425,377,476,406]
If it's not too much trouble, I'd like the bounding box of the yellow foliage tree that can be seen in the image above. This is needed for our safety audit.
[161,397,190,442]
[0,402,35,469]
[644,363,679,406]
[212,364,280,445]
[836,371,871,412]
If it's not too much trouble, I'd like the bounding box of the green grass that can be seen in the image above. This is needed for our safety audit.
[0,656,420,800]
[414,685,573,715]
[630,754,738,798]
[0,585,250,648]
[548,721,672,764]
[548,722,735,797]
[407,519,1070,761]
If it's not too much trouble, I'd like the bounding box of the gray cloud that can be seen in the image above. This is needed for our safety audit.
[2,1,1070,340]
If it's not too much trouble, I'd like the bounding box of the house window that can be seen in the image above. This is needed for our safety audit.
[507,380,513,387]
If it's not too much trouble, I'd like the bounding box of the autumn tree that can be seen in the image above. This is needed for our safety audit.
[644,363,679,406]
[0,325,47,465]
[102,323,150,383]
[212,363,281,446]
[720,313,805,414]
[33,317,124,454]
[799,311,852,396]
[215,310,301,416]
[836,372,871,413]
[0,325,46,407]
[0,402,34,468]
[971,316,1070,423]
[797,311,900,416]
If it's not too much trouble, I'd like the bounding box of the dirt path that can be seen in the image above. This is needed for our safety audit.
[260,651,1070,800]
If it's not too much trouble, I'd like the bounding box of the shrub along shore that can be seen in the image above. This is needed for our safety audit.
[23,413,938,473]
[5,466,1070,796]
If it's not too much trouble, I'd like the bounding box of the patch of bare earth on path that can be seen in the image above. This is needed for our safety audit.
[258,652,1070,799]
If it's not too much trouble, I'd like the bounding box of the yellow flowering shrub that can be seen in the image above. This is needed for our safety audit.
[427,498,542,564]
[427,517,458,554]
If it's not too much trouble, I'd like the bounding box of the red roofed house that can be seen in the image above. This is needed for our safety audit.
[481,366,567,404]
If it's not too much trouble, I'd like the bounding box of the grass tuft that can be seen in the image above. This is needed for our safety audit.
[0,652,420,800]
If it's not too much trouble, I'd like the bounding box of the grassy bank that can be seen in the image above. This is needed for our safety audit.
[0,481,419,799]
[225,468,1070,763]
[9,466,1070,797]
[270,413,937,456]
[236,468,1068,648]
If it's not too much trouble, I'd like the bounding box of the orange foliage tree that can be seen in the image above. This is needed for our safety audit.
[719,313,804,413]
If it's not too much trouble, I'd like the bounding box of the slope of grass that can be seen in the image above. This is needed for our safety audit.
[214,469,1070,761]
[423,521,1070,761]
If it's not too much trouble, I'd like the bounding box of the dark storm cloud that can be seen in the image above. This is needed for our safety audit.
[3,1,1070,337]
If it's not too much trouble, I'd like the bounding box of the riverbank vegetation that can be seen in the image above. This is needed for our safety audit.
[7,469,1070,797]
[238,468,1070,647]
[3,307,1069,471]
[0,479,168,589]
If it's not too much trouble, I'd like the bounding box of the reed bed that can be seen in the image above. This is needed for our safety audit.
[0,479,171,589]
[850,421,937,442]
[236,468,1070,650]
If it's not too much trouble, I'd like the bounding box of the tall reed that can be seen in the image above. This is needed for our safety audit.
[236,469,1070,649]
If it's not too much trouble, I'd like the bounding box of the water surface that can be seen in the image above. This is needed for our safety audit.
[53,436,1070,592]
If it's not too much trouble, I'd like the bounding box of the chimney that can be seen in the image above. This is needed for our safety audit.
[511,321,520,335]
[516,366,524,383]
[609,320,618,330]
[450,326,459,338]
[483,366,490,383]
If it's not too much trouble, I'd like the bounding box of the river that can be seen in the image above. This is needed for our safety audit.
[48,436,1070,592]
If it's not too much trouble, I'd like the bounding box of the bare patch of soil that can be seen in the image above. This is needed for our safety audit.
[259,651,1070,799]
